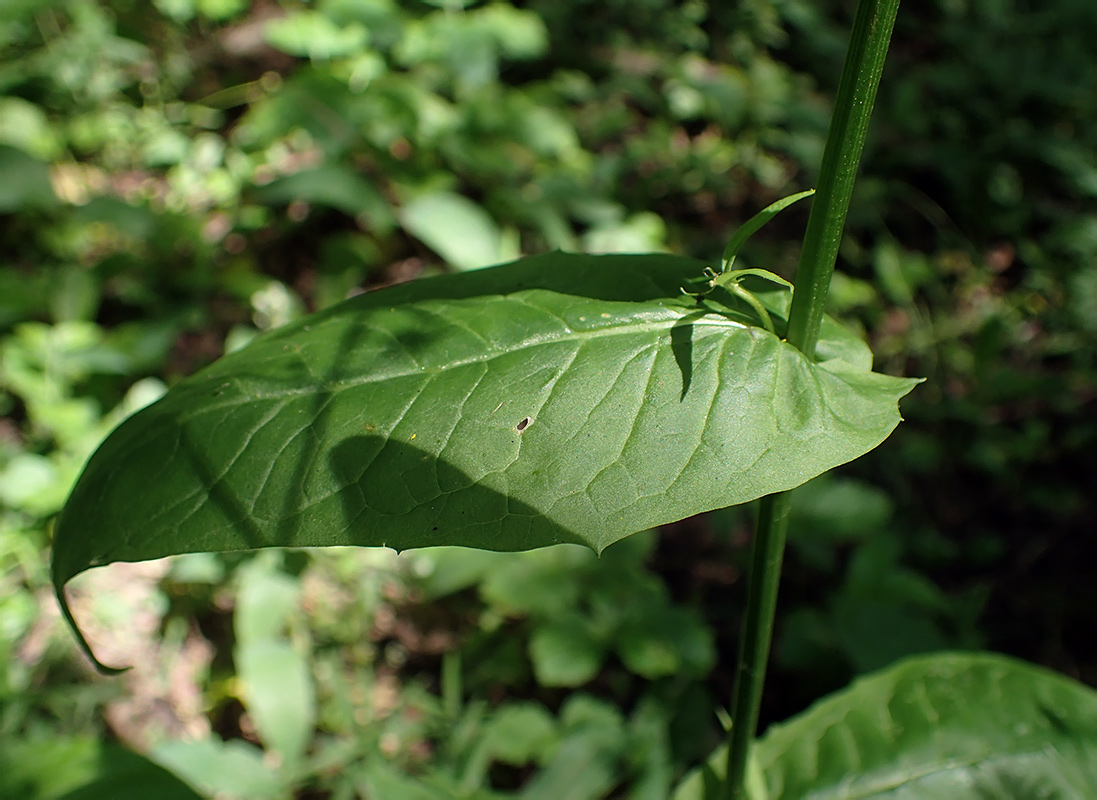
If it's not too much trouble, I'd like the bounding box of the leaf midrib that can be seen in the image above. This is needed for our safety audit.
[200,310,754,406]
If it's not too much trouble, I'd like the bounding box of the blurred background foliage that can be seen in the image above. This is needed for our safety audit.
[1,0,1094,796]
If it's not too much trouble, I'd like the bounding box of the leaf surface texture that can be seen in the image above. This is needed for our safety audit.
[53,253,918,666]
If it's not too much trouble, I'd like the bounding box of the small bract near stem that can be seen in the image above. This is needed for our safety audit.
[683,188,811,336]
[684,267,794,337]
[719,189,815,275]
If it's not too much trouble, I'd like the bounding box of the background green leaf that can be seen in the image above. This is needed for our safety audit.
[399,191,511,271]
[674,652,1097,799]
[233,554,316,770]
[529,616,607,687]
[254,165,396,233]
[0,736,201,800]
[0,145,56,213]
[151,738,287,800]
[264,11,370,60]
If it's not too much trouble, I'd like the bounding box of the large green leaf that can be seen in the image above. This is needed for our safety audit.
[52,252,917,668]
[674,651,1097,799]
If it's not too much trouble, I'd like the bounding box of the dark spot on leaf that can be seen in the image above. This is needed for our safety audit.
[516,416,531,431]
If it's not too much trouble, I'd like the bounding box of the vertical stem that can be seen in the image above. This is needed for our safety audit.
[786,0,903,357]
[722,1,901,798]
[442,649,462,720]
[723,492,791,798]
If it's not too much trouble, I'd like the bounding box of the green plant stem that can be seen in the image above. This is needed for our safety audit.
[722,1,901,798]
[723,492,791,797]
[785,0,902,356]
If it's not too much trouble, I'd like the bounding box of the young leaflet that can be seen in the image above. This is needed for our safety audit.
[684,189,815,335]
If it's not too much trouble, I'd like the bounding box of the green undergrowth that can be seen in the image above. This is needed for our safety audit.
[2,0,1096,796]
